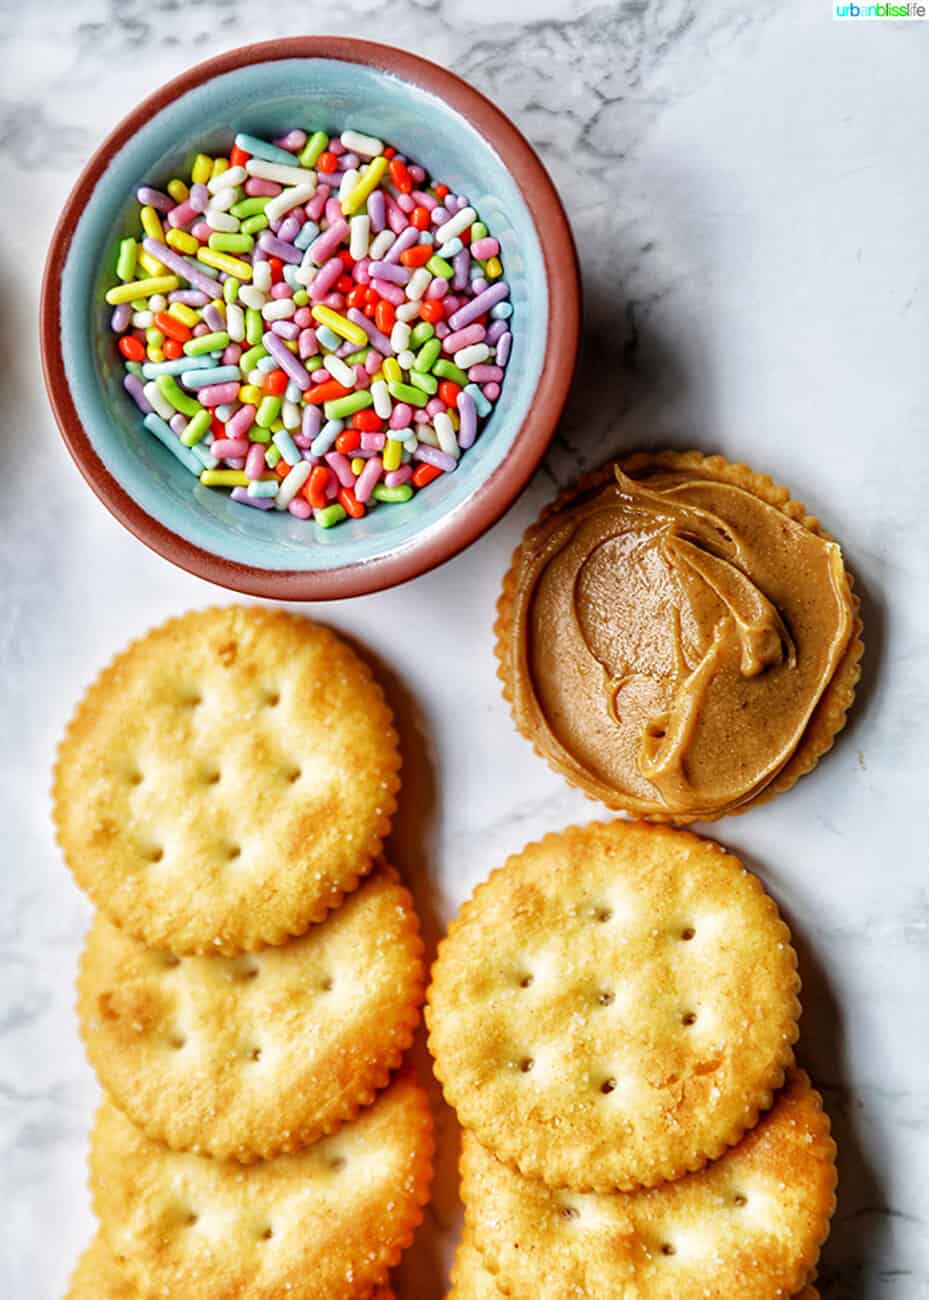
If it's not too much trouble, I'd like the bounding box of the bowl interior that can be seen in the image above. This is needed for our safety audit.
[60,56,548,572]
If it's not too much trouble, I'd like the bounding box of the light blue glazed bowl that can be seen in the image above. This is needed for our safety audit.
[42,38,580,599]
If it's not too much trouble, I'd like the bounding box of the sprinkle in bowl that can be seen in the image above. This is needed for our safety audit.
[41,37,580,600]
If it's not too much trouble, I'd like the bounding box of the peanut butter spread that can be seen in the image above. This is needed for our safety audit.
[507,462,855,819]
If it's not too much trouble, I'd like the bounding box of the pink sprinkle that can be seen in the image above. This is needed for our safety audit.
[310,256,343,301]
[396,193,415,214]
[371,278,405,306]
[329,138,346,157]
[469,365,504,383]
[273,129,306,152]
[435,321,450,338]
[245,444,266,480]
[361,432,385,451]
[190,222,212,243]
[270,282,293,300]
[225,457,246,470]
[198,381,241,406]
[470,237,500,260]
[212,438,250,458]
[365,351,383,375]
[192,322,209,337]
[324,452,355,487]
[325,473,339,500]
[167,201,197,229]
[409,164,426,184]
[227,405,256,438]
[426,278,449,300]
[288,497,312,519]
[385,467,412,487]
[320,293,346,311]
[413,410,430,424]
[307,186,330,222]
[222,344,242,365]
[299,329,319,359]
[443,323,486,354]
[354,456,383,503]
[353,258,371,285]
[245,178,281,197]
[390,404,413,429]
[426,398,445,418]
[354,365,371,389]
[311,368,329,383]
[294,308,312,328]
[411,190,437,210]
[325,198,343,226]
[482,382,501,401]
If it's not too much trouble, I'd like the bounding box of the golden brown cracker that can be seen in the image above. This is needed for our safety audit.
[65,1235,137,1299]
[495,450,863,823]
[462,1070,835,1300]
[54,607,401,954]
[448,1232,503,1299]
[427,820,800,1191]
[90,1071,433,1300]
[78,863,424,1161]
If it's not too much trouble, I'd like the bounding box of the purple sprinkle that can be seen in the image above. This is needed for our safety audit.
[272,320,300,340]
[414,445,457,473]
[124,373,153,413]
[485,319,508,346]
[168,289,210,306]
[457,389,478,449]
[203,304,225,333]
[258,233,303,265]
[189,183,209,214]
[277,214,302,244]
[143,238,219,297]
[110,303,131,333]
[452,249,470,292]
[367,190,386,233]
[169,413,187,436]
[263,330,311,391]
[368,260,409,285]
[231,486,275,510]
[137,187,175,212]
[496,330,512,366]
[447,282,510,332]
[346,309,392,357]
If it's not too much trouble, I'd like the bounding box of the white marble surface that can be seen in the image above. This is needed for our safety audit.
[2,1,928,1295]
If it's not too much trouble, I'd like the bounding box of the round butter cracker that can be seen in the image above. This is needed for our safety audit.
[54,607,401,954]
[90,1071,432,1300]
[428,820,800,1191]
[78,863,424,1160]
[462,1070,835,1300]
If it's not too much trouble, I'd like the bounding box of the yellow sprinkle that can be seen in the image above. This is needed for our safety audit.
[197,248,252,280]
[105,276,180,305]
[351,457,365,476]
[167,302,199,328]
[383,438,403,471]
[283,340,298,353]
[382,357,402,384]
[210,157,229,181]
[449,410,460,431]
[210,298,227,320]
[340,155,388,217]
[484,256,503,280]
[239,385,262,405]
[167,178,189,202]
[310,304,368,347]
[139,205,164,242]
[166,229,199,255]
[371,370,385,385]
[137,248,167,277]
[147,347,165,363]
[200,470,249,487]
[270,419,285,434]
[191,154,213,185]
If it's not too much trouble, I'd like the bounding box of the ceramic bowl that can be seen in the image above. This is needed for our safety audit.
[41,37,580,599]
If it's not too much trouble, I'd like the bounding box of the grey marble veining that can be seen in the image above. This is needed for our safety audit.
[1,1,928,1296]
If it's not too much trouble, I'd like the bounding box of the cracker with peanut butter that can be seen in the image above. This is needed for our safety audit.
[427,820,800,1192]
[78,863,424,1161]
[461,1070,835,1300]
[66,1233,397,1299]
[54,606,401,955]
[496,451,863,823]
[90,1071,432,1300]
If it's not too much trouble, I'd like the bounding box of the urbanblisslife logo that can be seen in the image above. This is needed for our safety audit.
[834,2,927,14]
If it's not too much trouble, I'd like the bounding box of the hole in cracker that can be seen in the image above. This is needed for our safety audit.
[286,767,301,784]
[182,692,203,708]
[559,1205,580,1220]
[733,1193,748,1207]
[205,769,221,786]
[249,1047,263,1063]
[518,1057,534,1074]
[681,927,696,941]
[329,1155,346,1171]
[128,770,143,786]
[169,1033,186,1050]
[259,1226,274,1241]
[518,974,534,989]
[600,1078,617,1095]
[146,847,164,864]
[320,976,334,992]
[162,954,181,970]
[597,991,616,1007]
[264,689,281,708]
[226,844,242,862]
[681,1012,697,1027]
[185,1211,199,1227]
[660,1243,676,1257]
[593,907,612,923]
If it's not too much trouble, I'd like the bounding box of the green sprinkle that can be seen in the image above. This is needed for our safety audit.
[413,338,441,373]
[387,380,428,408]
[249,427,272,444]
[299,130,329,169]
[184,331,229,356]
[292,289,309,307]
[471,221,489,241]
[116,238,138,282]
[323,391,374,420]
[245,309,263,346]
[241,214,269,236]
[156,374,202,418]
[256,395,282,428]
[265,443,282,465]
[240,344,269,372]
[315,503,347,528]
[409,369,438,395]
[427,255,454,279]
[372,484,414,504]
[345,346,371,366]
[230,196,271,219]
[223,276,240,304]
[130,298,149,312]
[209,232,254,254]
[409,322,435,348]
[432,359,469,386]
[180,408,213,446]
[146,328,165,348]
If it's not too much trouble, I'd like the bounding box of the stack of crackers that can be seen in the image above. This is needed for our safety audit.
[53,607,434,1299]
[427,820,837,1299]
